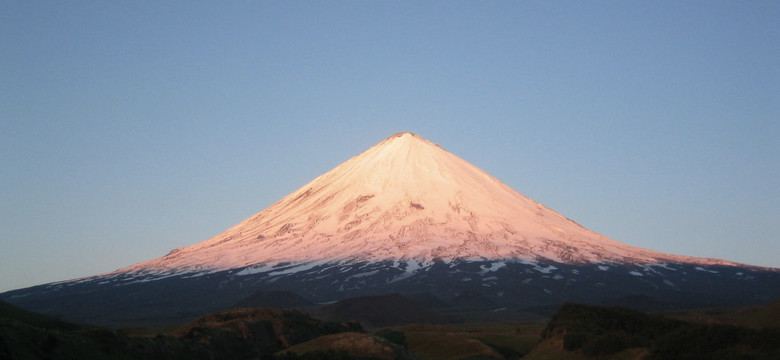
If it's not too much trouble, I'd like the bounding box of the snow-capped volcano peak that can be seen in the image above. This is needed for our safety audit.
[9,132,773,328]
[123,132,735,275]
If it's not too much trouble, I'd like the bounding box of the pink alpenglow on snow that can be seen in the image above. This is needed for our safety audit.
[121,132,738,275]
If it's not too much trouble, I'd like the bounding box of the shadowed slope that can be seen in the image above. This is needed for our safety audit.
[317,293,444,327]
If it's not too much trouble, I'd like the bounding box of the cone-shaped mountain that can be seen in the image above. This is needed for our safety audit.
[5,132,778,328]
[126,132,734,276]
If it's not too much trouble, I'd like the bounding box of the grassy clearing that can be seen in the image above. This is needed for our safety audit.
[388,322,546,360]
[522,340,648,360]
[662,298,780,329]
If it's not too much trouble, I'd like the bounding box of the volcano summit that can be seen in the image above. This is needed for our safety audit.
[3,132,778,326]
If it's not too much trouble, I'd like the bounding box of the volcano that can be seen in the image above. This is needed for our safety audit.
[125,132,733,273]
[2,132,778,326]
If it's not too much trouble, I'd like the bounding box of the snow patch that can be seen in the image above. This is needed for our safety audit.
[479,261,507,275]
[533,264,558,274]
[268,261,327,276]
[181,271,214,278]
[346,270,379,281]
[653,263,677,270]
[122,272,182,285]
[404,259,424,273]
[695,267,719,274]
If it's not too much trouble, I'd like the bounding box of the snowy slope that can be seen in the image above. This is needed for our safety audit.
[120,132,737,276]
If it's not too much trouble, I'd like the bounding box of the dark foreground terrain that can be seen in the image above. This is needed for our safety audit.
[4,261,779,328]
[1,296,779,360]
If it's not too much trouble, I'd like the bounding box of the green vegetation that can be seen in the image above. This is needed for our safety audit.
[317,293,444,328]
[541,303,780,360]
[374,329,407,348]
[0,297,79,331]
[0,300,366,360]
[663,297,780,329]
[280,332,415,360]
[393,322,545,360]
[3,298,779,360]
[275,349,360,359]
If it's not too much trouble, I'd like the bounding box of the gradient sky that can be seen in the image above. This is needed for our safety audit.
[2,1,778,292]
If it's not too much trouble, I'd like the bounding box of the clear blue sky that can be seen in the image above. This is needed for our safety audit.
[2,1,778,292]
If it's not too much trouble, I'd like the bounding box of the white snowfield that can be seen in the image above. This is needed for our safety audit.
[117,132,737,276]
